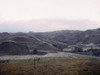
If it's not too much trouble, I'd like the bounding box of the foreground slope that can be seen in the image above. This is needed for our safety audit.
[0,58,100,75]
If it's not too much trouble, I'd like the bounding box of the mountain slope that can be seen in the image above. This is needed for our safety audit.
[0,35,60,55]
[36,28,100,44]
[0,28,100,55]
[0,41,29,55]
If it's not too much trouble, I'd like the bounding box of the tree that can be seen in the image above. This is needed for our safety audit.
[33,48,38,54]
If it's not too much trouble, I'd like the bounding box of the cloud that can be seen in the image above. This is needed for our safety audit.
[0,0,100,21]
[0,19,100,32]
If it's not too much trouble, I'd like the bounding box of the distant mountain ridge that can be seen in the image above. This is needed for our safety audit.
[1,28,100,45]
[0,28,100,55]
[36,28,100,44]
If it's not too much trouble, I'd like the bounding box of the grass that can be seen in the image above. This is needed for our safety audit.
[0,58,100,75]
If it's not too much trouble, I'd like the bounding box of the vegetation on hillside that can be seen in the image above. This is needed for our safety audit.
[0,58,100,75]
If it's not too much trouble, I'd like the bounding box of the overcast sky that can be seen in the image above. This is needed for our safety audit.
[0,0,100,32]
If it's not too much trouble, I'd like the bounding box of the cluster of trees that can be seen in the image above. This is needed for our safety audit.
[86,49,100,56]
[72,47,100,56]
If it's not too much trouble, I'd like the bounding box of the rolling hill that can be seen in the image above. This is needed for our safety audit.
[0,28,100,55]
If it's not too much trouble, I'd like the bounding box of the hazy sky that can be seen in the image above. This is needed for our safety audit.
[0,0,100,32]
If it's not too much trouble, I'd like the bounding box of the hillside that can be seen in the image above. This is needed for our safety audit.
[0,35,60,55]
[0,28,100,55]
[0,41,29,55]
[36,28,100,44]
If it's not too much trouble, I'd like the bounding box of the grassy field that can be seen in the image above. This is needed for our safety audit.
[0,58,100,75]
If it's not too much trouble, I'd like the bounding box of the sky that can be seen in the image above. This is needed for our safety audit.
[0,0,100,32]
